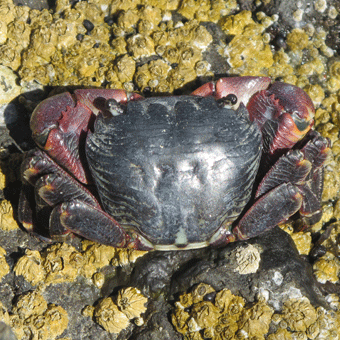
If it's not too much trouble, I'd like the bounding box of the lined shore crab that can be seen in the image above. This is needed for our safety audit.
[19,77,331,250]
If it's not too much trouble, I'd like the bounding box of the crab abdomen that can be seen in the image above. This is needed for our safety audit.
[86,96,262,249]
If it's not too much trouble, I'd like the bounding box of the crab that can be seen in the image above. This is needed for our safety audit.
[18,76,331,251]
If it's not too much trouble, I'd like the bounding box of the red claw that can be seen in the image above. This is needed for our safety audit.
[247,82,315,158]
[30,89,143,184]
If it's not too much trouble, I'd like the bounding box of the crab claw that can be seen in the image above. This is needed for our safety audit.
[247,82,315,159]
[30,89,142,184]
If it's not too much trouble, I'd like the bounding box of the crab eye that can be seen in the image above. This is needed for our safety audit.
[105,99,125,117]
[217,94,238,108]
[291,111,312,132]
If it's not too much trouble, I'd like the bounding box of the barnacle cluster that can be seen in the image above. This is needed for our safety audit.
[91,287,148,333]
[0,0,229,92]
[0,290,68,340]
[14,241,147,287]
[221,9,335,94]
[313,251,340,284]
[172,286,340,339]
[269,297,340,340]
[172,284,273,339]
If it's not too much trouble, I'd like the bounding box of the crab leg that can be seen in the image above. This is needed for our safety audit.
[228,132,331,242]
[232,183,303,241]
[19,148,134,247]
[49,201,128,248]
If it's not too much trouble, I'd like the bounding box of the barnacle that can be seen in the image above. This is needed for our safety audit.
[313,252,340,284]
[223,11,274,76]
[237,296,274,338]
[215,288,245,319]
[280,225,312,255]
[14,249,45,286]
[10,291,68,340]
[0,65,21,104]
[234,243,261,274]
[127,34,155,59]
[43,243,84,284]
[281,297,317,332]
[116,287,148,319]
[94,297,130,333]
[13,290,48,319]
[92,272,105,289]
[138,6,162,32]
[114,54,136,83]
[81,240,117,277]
[191,301,220,329]
[0,247,9,281]
[286,29,310,52]
[172,286,276,339]
[0,199,19,231]
[178,0,237,22]
[94,287,148,333]
[172,307,191,334]
[267,328,294,340]
[134,59,171,92]
[191,283,215,304]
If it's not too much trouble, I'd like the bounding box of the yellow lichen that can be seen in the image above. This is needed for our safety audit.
[116,287,148,319]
